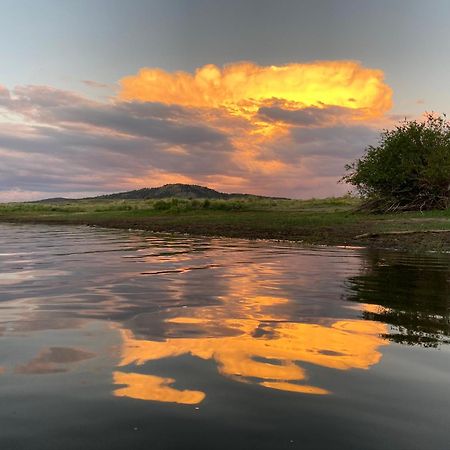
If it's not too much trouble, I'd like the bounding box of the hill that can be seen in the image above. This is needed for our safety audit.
[96,184,242,200]
[34,184,286,202]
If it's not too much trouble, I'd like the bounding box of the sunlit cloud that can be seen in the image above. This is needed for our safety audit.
[119,61,392,193]
[0,61,394,200]
[120,61,392,118]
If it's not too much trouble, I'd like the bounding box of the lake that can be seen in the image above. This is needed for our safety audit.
[0,223,449,450]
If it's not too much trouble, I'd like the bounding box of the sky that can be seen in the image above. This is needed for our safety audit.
[1,0,450,201]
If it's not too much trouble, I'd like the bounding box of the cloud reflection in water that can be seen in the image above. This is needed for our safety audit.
[114,294,387,404]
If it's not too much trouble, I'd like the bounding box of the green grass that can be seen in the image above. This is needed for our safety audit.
[0,197,449,250]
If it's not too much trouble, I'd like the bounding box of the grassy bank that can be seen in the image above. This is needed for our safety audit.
[1,197,449,251]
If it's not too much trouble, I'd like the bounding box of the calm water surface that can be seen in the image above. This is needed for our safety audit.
[0,224,449,450]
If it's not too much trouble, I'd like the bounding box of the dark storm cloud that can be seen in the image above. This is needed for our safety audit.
[257,105,359,127]
[290,125,378,157]
[258,125,378,166]
[0,85,244,197]
[1,85,228,146]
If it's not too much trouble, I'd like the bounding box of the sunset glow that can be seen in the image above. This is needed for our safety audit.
[1,1,449,201]
[2,3,450,450]
[113,61,393,192]
[0,57,394,199]
[120,61,392,118]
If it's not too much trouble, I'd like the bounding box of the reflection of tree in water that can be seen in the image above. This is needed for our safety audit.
[344,250,450,347]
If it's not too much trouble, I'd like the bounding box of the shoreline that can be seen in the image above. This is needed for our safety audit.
[1,212,449,253]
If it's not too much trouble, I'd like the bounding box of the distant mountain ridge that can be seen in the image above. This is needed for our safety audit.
[34,184,287,202]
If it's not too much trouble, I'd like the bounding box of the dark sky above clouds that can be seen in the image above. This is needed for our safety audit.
[1,0,449,200]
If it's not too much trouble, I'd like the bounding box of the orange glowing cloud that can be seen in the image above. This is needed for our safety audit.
[120,61,392,118]
[0,62,394,199]
[117,61,393,191]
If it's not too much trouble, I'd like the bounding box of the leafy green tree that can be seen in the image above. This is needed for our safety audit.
[343,114,450,211]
